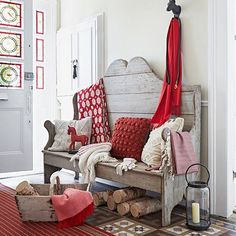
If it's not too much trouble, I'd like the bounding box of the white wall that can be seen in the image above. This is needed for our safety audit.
[59,0,208,166]
[208,0,236,217]
[227,0,236,216]
[59,0,208,97]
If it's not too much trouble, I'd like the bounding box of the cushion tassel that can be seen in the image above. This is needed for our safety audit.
[57,202,94,229]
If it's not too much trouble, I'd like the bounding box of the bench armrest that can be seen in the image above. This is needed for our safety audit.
[44,120,55,150]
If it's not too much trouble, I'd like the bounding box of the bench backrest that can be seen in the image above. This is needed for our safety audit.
[73,57,201,161]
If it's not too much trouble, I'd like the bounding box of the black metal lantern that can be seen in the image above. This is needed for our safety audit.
[185,163,211,231]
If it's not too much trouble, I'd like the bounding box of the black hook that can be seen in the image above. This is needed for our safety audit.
[72,59,78,79]
[167,0,181,18]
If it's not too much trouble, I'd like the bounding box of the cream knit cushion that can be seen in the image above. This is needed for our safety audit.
[141,117,184,167]
[49,117,92,151]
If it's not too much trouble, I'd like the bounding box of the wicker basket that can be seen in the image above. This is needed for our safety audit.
[15,183,88,222]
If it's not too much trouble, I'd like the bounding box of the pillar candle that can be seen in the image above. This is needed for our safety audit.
[192,202,200,224]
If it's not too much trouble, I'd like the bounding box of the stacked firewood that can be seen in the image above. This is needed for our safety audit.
[92,187,161,218]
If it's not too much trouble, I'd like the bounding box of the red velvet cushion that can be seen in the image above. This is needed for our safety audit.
[77,79,111,143]
[111,117,151,161]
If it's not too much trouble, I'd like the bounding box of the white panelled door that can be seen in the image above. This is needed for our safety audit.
[0,0,33,173]
[57,14,104,120]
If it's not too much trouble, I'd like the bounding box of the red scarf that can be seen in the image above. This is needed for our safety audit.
[152,17,182,127]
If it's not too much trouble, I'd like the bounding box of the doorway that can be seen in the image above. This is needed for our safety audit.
[0,0,57,177]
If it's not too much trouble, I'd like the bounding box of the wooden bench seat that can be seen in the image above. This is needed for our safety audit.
[43,57,201,226]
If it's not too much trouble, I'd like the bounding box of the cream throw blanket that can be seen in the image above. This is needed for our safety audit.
[70,142,117,184]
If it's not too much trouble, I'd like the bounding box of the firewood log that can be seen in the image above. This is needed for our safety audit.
[107,195,117,210]
[102,190,114,202]
[113,188,146,204]
[117,197,149,216]
[16,181,39,196]
[130,198,162,218]
[93,192,106,206]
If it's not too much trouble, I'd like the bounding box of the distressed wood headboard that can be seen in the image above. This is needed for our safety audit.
[74,57,201,161]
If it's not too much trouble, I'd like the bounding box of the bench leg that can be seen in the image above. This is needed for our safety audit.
[161,174,185,227]
[44,164,61,183]
[161,185,173,226]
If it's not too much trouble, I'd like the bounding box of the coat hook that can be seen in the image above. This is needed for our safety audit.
[167,0,181,18]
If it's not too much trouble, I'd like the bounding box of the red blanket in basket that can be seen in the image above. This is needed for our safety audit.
[51,188,94,229]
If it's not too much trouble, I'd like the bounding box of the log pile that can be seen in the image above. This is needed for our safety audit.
[92,187,162,217]
[130,198,162,218]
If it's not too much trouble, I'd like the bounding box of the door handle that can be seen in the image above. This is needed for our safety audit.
[26,93,31,114]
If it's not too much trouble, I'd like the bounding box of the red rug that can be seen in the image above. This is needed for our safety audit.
[0,183,112,236]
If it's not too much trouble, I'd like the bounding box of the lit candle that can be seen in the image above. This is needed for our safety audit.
[192,202,200,224]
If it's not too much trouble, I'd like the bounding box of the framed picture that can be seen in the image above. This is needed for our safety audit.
[36,38,44,62]
[0,62,22,88]
[36,11,44,34]
[0,1,23,28]
[0,31,22,58]
[36,66,44,89]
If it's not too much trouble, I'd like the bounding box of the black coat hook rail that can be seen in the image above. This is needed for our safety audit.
[167,0,181,18]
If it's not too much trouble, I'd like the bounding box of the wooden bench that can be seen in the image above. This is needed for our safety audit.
[43,57,201,226]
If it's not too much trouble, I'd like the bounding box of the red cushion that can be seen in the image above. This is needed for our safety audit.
[111,117,151,161]
[77,79,111,143]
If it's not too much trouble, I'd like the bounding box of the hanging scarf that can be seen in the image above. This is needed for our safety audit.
[152,17,182,127]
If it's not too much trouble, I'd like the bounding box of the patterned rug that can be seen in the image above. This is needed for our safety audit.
[87,206,236,236]
[0,184,112,236]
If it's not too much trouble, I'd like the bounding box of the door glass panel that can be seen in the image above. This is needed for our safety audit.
[36,38,44,62]
[0,31,22,58]
[0,62,22,88]
[36,11,44,34]
[0,1,22,29]
[0,1,24,89]
[36,66,44,89]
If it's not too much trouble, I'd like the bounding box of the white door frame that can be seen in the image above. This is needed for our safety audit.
[208,0,235,217]
[227,0,236,216]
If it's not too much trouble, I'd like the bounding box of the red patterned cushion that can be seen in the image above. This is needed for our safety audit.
[111,117,151,161]
[77,79,111,143]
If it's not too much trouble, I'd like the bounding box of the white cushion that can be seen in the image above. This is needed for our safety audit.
[49,117,92,151]
[141,117,184,167]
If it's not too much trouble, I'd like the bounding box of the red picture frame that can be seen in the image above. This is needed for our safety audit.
[36,66,44,89]
[0,62,22,88]
[0,31,22,58]
[36,38,44,62]
[36,11,44,35]
[0,1,22,28]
